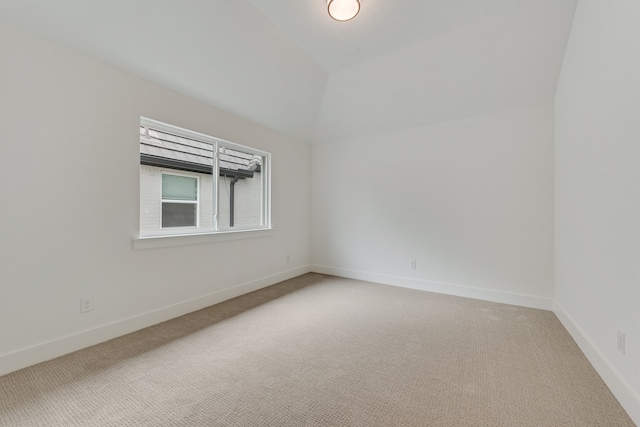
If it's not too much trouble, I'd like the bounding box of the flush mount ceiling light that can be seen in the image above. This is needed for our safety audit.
[327,0,360,22]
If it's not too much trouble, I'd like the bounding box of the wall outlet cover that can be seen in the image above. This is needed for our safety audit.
[81,296,94,313]
[617,330,625,354]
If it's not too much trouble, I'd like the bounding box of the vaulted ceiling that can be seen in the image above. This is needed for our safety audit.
[0,0,577,143]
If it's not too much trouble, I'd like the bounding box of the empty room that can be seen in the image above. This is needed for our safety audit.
[0,0,638,426]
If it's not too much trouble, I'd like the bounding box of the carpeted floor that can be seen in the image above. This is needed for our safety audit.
[0,273,635,426]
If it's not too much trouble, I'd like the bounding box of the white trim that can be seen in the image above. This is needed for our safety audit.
[310,264,553,310]
[259,152,271,228]
[553,300,640,425]
[0,265,312,377]
[133,228,274,250]
[213,143,220,230]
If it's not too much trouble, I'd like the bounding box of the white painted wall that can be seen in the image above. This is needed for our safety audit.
[311,105,554,309]
[554,0,640,422]
[0,24,311,375]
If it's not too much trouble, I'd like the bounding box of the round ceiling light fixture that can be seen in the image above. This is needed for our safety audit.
[327,0,360,22]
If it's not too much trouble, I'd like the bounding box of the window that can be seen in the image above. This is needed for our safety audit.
[139,117,270,237]
[161,174,198,228]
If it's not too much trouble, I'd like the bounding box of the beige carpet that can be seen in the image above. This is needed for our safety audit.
[0,273,635,426]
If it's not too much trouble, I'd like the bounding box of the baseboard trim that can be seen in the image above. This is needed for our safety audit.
[0,265,312,377]
[311,265,552,310]
[553,300,640,426]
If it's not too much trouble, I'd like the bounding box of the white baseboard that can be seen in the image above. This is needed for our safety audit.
[553,300,640,426]
[0,265,311,377]
[310,265,553,310]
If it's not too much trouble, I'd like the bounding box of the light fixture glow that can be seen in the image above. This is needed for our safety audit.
[327,0,360,22]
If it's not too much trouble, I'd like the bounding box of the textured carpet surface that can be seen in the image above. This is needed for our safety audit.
[0,273,635,426]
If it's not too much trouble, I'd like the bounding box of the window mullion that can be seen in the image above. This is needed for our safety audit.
[213,141,219,231]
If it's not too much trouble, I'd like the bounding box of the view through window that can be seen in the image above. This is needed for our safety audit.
[139,118,270,236]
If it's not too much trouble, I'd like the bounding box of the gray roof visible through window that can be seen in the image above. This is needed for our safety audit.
[140,126,262,173]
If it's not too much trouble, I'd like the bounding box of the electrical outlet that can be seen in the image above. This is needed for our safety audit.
[410,260,417,269]
[286,254,290,263]
[617,330,625,354]
[81,296,94,313]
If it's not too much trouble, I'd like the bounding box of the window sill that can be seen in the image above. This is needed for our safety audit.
[133,228,274,250]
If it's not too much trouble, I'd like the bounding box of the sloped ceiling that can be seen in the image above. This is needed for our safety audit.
[0,0,328,143]
[248,0,534,73]
[315,0,578,142]
[0,0,577,144]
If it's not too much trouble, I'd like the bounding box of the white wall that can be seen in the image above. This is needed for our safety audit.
[0,24,311,375]
[311,104,554,309]
[554,0,640,422]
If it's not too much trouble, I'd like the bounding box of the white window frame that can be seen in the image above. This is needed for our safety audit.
[160,172,200,230]
[136,117,272,249]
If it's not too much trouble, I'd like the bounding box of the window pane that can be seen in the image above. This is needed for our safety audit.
[218,147,264,229]
[162,175,197,201]
[162,203,197,227]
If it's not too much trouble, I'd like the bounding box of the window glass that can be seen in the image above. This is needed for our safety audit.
[162,175,197,201]
[218,147,264,230]
[162,203,197,228]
